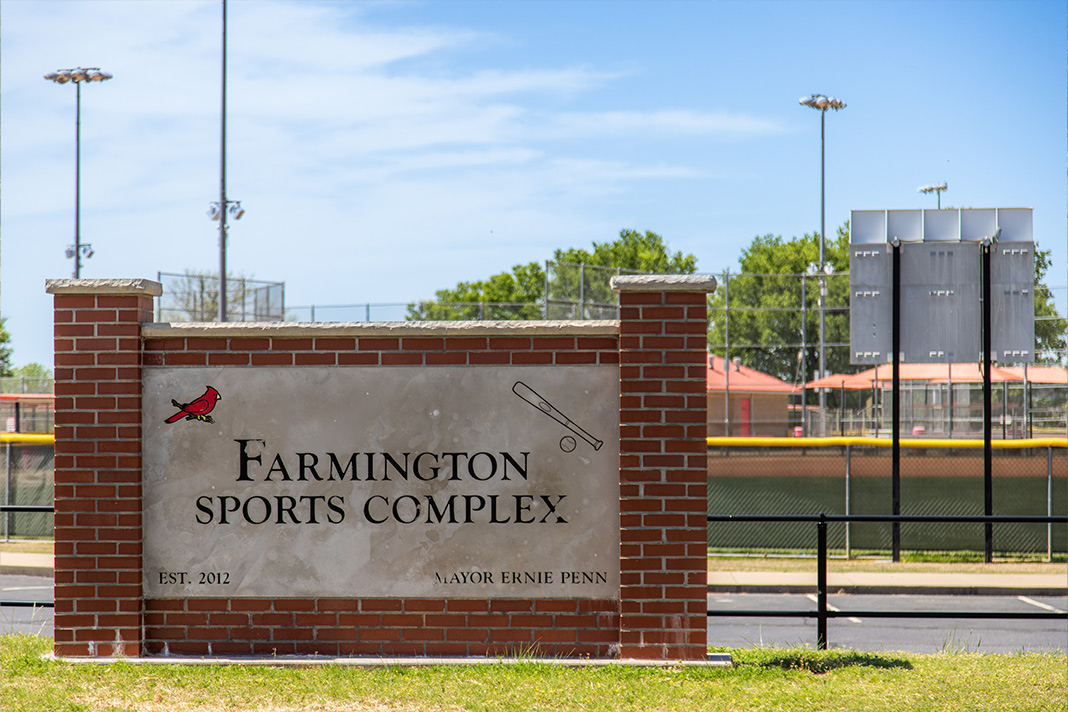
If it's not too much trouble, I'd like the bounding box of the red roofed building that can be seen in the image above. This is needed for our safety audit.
[0,393,54,433]
[707,355,794,437]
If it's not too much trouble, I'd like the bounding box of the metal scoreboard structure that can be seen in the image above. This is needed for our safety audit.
[850,208,1034,364]
[849,207,1035,564]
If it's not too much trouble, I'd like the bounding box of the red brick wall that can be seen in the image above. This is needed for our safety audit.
[47,276,713,660]
[616,286,710,660]
[141,333,620,369]
[143,598,619,657]
[49,280,158,658]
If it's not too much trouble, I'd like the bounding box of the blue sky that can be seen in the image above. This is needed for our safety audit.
[2,0,1065,368]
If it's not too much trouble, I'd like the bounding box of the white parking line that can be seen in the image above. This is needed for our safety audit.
[2,585,51,592]
[806,594,862,623]
[1017,596,1066,614]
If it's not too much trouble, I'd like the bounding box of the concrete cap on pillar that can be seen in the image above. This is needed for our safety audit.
[46,278,163,297]
[610,274,717,293]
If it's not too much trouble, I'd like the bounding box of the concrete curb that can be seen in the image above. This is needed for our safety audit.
[46,653,734,668]
[1,565,54,579]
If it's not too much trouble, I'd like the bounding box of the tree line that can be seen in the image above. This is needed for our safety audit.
[410,224,1066,383]
[2,224,1061,391]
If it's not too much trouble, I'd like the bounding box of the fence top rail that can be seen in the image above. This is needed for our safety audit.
[0,433,55,445]
[707,436,1068,449]
[707,514,1068,524]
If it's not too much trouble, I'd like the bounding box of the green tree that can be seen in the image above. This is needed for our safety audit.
[1034,246,1066,364]
[708,226,850,383]
[0,318,13,378]
[9,363,53,393]
[554,229,697,274]
[407,229,697,320]
[407,262,546,321]
[548,229,697,319]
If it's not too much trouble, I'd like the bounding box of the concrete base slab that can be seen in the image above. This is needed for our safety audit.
[46,653,733,668]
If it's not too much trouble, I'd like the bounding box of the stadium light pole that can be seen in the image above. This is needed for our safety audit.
[209,0,245,321]
[799,94,846,434]
[218,0,229,322]
[44,67,113,278]
[919,182,948,209]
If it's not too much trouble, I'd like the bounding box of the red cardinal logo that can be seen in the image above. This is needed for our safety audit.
[165,386,221,424]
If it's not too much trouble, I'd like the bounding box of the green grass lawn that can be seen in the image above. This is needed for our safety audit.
[2,635,1065,712]
[0,540,53,555]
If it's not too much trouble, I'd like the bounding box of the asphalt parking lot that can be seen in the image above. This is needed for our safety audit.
[707,592,1068,654]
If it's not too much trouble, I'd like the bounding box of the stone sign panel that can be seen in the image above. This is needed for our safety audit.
[142,366,620,599]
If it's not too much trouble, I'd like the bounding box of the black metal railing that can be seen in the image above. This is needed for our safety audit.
[0,504,55,609]
[707,513,1068,649]
[4,505,1066,639]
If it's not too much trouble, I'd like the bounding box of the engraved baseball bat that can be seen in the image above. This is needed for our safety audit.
[512,381,603,450]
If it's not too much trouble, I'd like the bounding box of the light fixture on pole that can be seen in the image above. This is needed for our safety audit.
[918,182,948,209]
[799,93,845,434]
[207,198,244,319]
[207,201,244,222]
[44,67,113,278]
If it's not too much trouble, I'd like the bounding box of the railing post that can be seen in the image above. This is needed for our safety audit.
[1048,445,1053,563]
[845,445,852,559]
[724,271,730,437]
[4,442,10,541]
[817,512,828,650]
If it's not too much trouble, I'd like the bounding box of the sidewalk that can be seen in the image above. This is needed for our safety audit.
[4,553,1065,596]
[1,552,54,578]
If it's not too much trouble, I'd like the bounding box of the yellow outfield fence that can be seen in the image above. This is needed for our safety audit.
[1,433,55,445]
[709,436,1068,449]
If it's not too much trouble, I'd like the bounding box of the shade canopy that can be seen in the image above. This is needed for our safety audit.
[804,363,1067,390]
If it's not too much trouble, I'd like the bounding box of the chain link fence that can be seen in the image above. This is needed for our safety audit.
[708,271,1066,439]
[155,272,285,322]
[707,441,1067,559]
[1,438,54,539]
[0,377,54,395]
[543,261,644,320]
[286,261,647,323]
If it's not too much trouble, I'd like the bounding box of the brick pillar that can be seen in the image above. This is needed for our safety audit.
[612,274,716,660]
[46,278,160,657]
